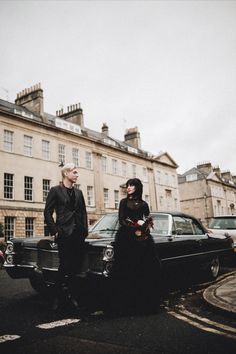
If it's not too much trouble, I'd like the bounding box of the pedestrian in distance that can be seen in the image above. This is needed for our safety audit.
[112,178,161,315]
[44,163,88,313]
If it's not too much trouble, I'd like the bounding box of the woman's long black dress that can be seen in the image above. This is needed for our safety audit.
[112,197,161,314]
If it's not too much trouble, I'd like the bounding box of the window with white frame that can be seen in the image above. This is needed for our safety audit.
[122,162,127,177]
[165,189,172,210]
[24,176,33,201]
[217,200,221,216]
[172,174,176,187]
[25,217,34,237]
[132,164,136,178]
[72,148,79,167]
[157,170,161,184]
[87,186,94,206]
[104,188,109,208]
[42,140,50,160]
[4,216,15,240]
[4,173,14,199]
[165,172,169,186]
[186,174,197,182]
[43,179,50,202]
[85,151,92,169]
[114,190,119,209]
[165,189,172,198]
[174,198,178,209]
[143,167,147,179]
[24,135,33,157]
[102,156,107,173]
[159,195,163,207]
[112,159,118,175]
[58,144,65,165]
[4,130,13,152]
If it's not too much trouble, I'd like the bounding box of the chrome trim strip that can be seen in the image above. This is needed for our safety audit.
[38,249,58,253]
[4,264,35,268]
[162,248,232,262]
[41,267,58,272]
[87,270,103,276]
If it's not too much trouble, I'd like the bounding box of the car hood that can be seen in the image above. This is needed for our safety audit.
[208,228,236,241]
[85,234,114,247]
[10,235,113,250]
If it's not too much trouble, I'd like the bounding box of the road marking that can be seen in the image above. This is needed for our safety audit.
[168,311,236,340]
[178,308,236,334]
[36,318,80,329]
[0,334,21,344]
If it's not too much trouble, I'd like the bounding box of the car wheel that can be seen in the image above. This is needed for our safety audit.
[207,256,220,280]
[29,273,50,295]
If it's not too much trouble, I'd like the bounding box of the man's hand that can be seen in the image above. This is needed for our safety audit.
[53,232,59,243]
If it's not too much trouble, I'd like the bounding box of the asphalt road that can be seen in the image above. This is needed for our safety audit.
[0,268,236,354]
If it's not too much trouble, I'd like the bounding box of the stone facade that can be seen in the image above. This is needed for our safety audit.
[178,162,236,226]
[0,83,180,239]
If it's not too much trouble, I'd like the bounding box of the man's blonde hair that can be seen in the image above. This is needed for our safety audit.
[61,163,77,178]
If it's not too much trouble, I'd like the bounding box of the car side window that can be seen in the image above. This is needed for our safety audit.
[172,216,193,235]
[172,216,204,236]
[152,214,169,235]
[192,220,204,235]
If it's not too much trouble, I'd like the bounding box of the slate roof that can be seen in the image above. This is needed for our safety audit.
[0,98,42,122]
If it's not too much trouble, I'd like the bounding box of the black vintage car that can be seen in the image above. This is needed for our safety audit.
[4,212,234,296]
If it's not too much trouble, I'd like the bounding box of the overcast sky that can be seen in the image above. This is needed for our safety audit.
[1,0,236,174]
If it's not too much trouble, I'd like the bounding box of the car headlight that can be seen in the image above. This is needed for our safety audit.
[103,246,114,261]
[6,242,14,253]
[6,254,14,264]
[103,261,113,276]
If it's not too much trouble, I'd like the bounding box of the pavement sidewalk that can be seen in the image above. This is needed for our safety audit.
[203,271,236,316]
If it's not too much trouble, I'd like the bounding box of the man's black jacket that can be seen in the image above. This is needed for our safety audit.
[44,184,88,238]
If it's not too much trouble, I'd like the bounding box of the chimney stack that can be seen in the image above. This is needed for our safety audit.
[232,175,236,184]
[124,127,141,149]
[221,171,232,182]
[57,102,84,128]
[213,166,221,178]
[101,123,109,136]
[15,83,44,117]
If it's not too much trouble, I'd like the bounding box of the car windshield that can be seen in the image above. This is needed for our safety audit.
[152,214,170,235]
[209,217,236,230]
[89,214,119,234]
[88,213,171,237]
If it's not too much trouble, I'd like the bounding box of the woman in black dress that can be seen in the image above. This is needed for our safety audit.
[113,178,161,314]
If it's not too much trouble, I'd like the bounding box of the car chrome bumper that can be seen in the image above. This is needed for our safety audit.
[4,264,35,279]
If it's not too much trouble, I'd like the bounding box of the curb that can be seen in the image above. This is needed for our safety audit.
[203,272,236,316]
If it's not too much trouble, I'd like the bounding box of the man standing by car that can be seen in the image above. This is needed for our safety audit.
[44,163,88,312]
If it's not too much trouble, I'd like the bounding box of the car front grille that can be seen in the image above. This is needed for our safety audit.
[21,247,38,265]
[38,249,59,270]
[88,253,104,273]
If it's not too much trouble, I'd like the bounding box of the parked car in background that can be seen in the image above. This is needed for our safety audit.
[208,215,236,254]
[4,212,234,303]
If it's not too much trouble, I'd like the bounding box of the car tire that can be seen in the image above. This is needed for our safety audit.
[29,272,50,295]
[207,256,220,280]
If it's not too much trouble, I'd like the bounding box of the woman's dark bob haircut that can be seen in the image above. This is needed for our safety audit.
[126,178,143,200]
